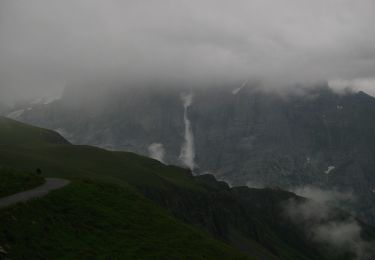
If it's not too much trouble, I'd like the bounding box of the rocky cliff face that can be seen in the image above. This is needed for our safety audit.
[7,84,375,224]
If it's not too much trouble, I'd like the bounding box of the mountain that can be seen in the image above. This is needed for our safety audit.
[7,84,375,225]
[0,116,374,259]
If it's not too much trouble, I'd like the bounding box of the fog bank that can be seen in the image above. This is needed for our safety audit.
[1,0,375,102]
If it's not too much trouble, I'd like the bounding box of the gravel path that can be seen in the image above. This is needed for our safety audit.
[0,178,70,209]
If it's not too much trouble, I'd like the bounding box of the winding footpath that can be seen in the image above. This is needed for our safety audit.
[0,178,70,209]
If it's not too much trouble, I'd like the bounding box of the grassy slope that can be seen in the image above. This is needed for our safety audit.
[0,179,248,260]
[0,167,44,197]
[0,145,302,259]
[0,117,254,259]
[0,146,280,259]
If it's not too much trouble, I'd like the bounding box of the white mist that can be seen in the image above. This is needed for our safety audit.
[148,143,166,163]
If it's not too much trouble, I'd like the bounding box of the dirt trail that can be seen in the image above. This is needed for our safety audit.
[0,178,69,208]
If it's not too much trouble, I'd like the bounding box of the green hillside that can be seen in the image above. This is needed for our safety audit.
[0,116,373,259]
[0,180,247,259]
[0,167,44,197]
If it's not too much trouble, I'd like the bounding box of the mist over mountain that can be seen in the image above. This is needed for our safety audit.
[1,0,375,103]
[1,1,375,258]
[6,83,375,227]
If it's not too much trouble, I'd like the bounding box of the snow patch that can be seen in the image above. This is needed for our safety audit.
[337,105,344,110]
[43,96,60,105]
[30,98,43,105]
[232,87,243,95]
[324,166,336,174]
[232,81,247,95]
[31,96,60,105]
[7,109,24,119]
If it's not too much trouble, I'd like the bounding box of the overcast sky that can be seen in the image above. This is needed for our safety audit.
[0,0,375,102]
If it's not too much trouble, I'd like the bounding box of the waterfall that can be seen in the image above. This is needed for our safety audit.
[179,92,196,170]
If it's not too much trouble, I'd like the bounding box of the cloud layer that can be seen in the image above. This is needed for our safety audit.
[1,0,375,102]
[285,187,374,259]
[284,197,374,259]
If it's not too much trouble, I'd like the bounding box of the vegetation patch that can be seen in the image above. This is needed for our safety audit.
[0,167,44,197]
[0,179,248,260]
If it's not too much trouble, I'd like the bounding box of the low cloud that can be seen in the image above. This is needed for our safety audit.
[1,0,375,103]
[148,143,165,163]
[314,221,366,256]
[328,78,375,97]
[294,186,355,205]
[284,187,374,259]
